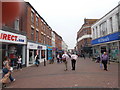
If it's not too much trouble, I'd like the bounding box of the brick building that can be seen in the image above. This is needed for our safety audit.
[54,31,62,52]
[76,19,98,57]
[1,2,66,67]
[25,2,53,65]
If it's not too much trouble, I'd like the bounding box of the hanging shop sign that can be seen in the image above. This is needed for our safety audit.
[92,32,120,45]
[0,30,26,44]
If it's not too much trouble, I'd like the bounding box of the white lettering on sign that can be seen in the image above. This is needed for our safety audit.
[0,30,26,44]
[98,37,109,43]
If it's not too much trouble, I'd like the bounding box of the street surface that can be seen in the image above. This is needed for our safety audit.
[6,58,118,88]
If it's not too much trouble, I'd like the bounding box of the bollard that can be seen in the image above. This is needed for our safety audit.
[44,59,46,66]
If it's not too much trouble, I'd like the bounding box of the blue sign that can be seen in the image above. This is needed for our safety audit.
[46,45,52,50]
[92,32,120,45]
[46,45,53,60]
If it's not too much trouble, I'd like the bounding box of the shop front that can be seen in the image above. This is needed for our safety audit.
[92,32,120,62]
[0,30,27,68]
[52,47,56,59]
[27,42,46,66]
[46,45,52,60]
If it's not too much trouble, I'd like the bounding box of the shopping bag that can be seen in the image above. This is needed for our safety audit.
[100,63,102,69]
[1,73,10,84]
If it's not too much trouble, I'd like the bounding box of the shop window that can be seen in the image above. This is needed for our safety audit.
[8,44,22,67]
[2,44,7,61]
[101,46,106,54]
[41,50,45,59]
[34,50,37,57]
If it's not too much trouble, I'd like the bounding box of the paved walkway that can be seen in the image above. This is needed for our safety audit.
[6,58,118,88]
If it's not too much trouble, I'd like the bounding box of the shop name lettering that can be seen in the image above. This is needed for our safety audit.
[98,37,109,42]
[48,47,52,49]
[0,33,24,42]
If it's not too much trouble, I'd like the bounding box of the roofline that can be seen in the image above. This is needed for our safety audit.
[25,2,51,28]
[92,4,120,26]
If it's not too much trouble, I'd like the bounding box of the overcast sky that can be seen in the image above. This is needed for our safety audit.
[25,0,119,49]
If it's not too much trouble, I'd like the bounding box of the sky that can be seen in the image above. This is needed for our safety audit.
[24,0,119,49]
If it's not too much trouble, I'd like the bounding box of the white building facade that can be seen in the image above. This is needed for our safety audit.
[91,5,120,62]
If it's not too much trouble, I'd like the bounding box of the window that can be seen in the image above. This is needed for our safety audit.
[36,31,39,42]
[100,21,107,36]
[84,29,87,34]
[84,38,87,46]
[31,11,34,23]
[93,28,95,39]
[43,35,45,44]
[44,25,45,31]
[41,34,44,43]
[41,50,45,58]
[99,25,101,36]
[96,26,98,38]
[36,17,39,26]
[14,19,19,30]
[116,13,119,30]
[31,27,34,40]
[110,17,113,33]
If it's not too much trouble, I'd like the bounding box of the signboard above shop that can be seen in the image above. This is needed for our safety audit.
[92,32,120,45]
[27,42,46,50]
[0,30,26,44]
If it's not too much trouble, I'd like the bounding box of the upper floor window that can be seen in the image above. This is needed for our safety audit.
[92,28,95,39]
[36,17,39,26]
[43,35,46,44]
[100,21,107,36]
[31,27,34,40]
[116,13,119,30]
[31,11,34,23]
[96,26,98,38]
[36,31,39,42]
[14,19,19,31]
[110,17,113,33]
[44,25,46,31]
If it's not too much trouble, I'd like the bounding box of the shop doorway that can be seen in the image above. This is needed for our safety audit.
[29,50,33,64]
[101,46,107,54]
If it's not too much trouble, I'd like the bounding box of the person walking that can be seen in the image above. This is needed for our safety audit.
[82,54,85,59]
[62,52,69,71]
[71,53,78,70]
[2,56,15,87]
[57,54,60,63]
[101,52,109,71]
[17,56,22,70]
[59,54,63,63]
[35,55,40,67]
